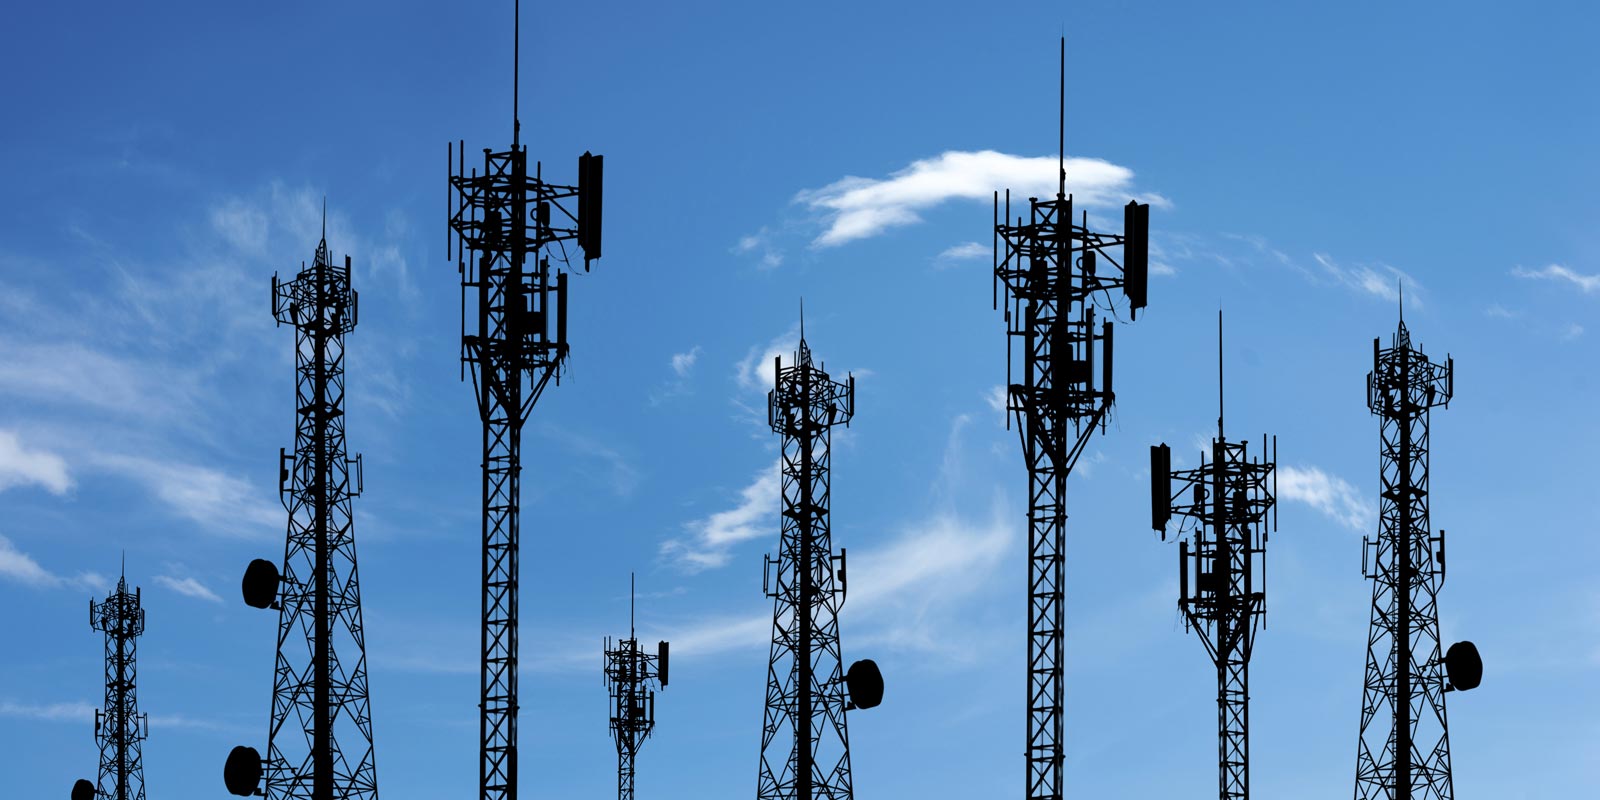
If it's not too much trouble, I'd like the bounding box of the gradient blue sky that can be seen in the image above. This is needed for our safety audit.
[2,1,1597,798]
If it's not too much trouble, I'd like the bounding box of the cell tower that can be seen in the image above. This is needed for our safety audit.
[602,576,669,800]
[1353,305,1481,800]
[74,569,150,800]
[1149,313,1277,800]
[446,1,604,798]
[225,217,378,800]
[992,38,1149,800]
[757,317,883,800]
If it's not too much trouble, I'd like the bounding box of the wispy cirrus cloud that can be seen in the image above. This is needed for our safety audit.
[661,461,781,571]
[155,573,222,603]
[1512,264,1600,294]
[0,535,109,592]
[0,430,71,494]
[796,150,1166,247]
[89,453,280,539]
[1277,464,1373,532]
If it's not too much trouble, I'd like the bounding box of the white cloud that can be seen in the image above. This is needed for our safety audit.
[0,699,97,723]
[1277,464,1373,532]
[734,227,784,269]
[0,430,71,494]
[736,327,801,393]
[1312,253,1420,305]
[657,500,1015,660]
[662,462,781,571]
[1563,323,1585,341]
[936,242,989,264]
[1485,304,1518,319]
[1513,264,1600,293]
[156,574,222,603]
[90,454,280,538]
[671,346,702,378]
[984,385,1009,415]
[0,535,109,592]
[797,150,1165,247]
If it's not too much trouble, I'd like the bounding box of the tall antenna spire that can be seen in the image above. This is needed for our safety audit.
[1218,308,1225,440]
[1058,35,1066,199]
[321,197,327,244]
[1398,280,1404,325]
[629,572,635,640]
[799,297,806,342]
[513,0,521,146]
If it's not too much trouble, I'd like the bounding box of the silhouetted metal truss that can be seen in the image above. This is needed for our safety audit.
[448,124,599,800]
[993,129,1148,800]
[758,333,857,800]
[603,593,666,800]
[1354,317,1456,800]
[1152,420,1277,800]
[262,235,377,800]
[90,573,149,800]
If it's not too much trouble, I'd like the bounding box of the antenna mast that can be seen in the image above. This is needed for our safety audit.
[227,222,378,800]
[757,319,882,800]
[604,577,669,800]
[447,2,606,799]
[77,572,150,800]
[991,38,1151,800]
[1149,313,1278,800]
[1353,314,1481,799]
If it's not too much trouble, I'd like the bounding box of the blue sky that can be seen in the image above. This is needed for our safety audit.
[2,1,1597,798]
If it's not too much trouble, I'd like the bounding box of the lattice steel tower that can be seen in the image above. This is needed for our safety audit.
[446,2,604,798]
[992,38,1149,800]
[76,569,150,800]
[1353,306,1481,800]
[225,218,378,800]
[1149,313,1277,800]
[757,319,882,800]
[603,576,669,800]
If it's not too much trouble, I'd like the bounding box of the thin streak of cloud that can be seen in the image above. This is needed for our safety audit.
[1513,264,1600,293]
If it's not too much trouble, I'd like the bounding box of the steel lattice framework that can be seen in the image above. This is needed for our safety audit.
[90,573,149,800]
[254,232,378,800]
[1354,316,1456,800]
[992,41,1149,800]
[1151,335,1277,800]
[757,332,857,800]
[447,15,602,790]
[603,584,667,800]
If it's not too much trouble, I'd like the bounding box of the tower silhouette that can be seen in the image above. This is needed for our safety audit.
[603,576,669,800]
[756,319,882,800]
[1150,313,1277,800]
[1353,308,1481,800]
[992,38,1149,800]
[445,1,604,798]
[77,569,149,800]
[226,222,378,800]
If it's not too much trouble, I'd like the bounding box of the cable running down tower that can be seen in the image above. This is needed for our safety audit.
[446,3,604,799]
[1353,306,1481,800]
[226,220,378,800]
[992,38,1149,800]
[1149,312,1277,800]
[603,576,669,800]
[757,319,882,800]
[75,569,150,800]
